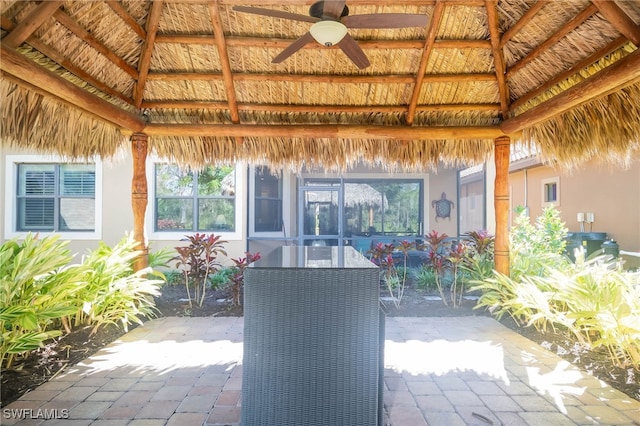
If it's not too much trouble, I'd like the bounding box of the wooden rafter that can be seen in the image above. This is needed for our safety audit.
[485,0,509,118]
[161,0,486,5]
[53,9,138,79]
[0,43,145,131]
[139,123,505,140]
[592,0,640,46]
[154,34,491,50]
[105,0,146,40]
[140,101,500,113]
[407,1,444,125]
[208,1,241,124]
[0,16,134,105]
[510,36,627,111]
[2,1,64,48]
[506,3,597,78]
[499,1,546,47]
[501,45,640,134]
[134,0,163,108]
[145,72,495,84]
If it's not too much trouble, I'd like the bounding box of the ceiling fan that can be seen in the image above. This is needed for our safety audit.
[233,1,429,69]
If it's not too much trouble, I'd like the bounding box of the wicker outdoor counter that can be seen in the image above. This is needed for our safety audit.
[242,246,384,426]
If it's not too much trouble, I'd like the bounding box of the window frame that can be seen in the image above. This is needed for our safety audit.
[541,176,560,207]
[147,161,244,241]
[4,155,103,240]
[252,166,283,233]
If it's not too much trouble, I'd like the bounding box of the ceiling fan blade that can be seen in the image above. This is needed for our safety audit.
[272,32,315,63]
[337,34,370,69]
[233,6,319,24]
[343,14,428,29]
[322,1,347,19]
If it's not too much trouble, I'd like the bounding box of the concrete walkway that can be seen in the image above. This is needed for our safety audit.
[3,316,639,425]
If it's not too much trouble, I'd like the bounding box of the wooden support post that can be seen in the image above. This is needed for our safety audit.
[131,133,149,271]
[494,136,510,276]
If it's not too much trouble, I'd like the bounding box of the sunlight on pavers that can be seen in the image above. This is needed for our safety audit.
[524,360,588,414]
[75,339,243,376]
[384,339,510,383]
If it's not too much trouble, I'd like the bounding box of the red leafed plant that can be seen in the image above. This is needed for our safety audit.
[174,233,227,308]
[228,251,261,306]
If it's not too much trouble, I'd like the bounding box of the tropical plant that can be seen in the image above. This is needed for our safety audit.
[510,206,569,279]
[62,235,165,335]
[210,267,235,290]
[228,252,261,306]
[174,233,227,308]
[413,265,437,290]
[0,234,84,368]
[367,242,405,308]
[422,230,450,306]
[447,242,467,307]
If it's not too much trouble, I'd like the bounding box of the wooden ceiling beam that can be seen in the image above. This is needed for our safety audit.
[139,123,505,140]
[1,15,133,106]
[155,34,491,50]
[485,0,509,118]
[0,43,145,132]
[162,0,485,5]
[510,36,627,111]
[506,3,597,78]
[500,1,547,47]
[2,1,64,48]
[407,1,444,125]
[53,9,138,79]
[146,72,495,84]
[140,101,500,113]
[208,1,241,125]
[501,45,640,134]
[592,0,640,46]
[105,0,146,40]
[134,0,163,108]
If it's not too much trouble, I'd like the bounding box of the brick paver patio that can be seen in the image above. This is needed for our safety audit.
[3,316,639,425]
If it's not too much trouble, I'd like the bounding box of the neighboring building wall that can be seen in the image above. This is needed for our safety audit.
[510,161,640,269]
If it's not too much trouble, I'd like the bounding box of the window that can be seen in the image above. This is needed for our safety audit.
[154,164,236,232]
[458,165,485,234]
[254,167,282,232]
[542,177,560,207]
[16,163,96,232]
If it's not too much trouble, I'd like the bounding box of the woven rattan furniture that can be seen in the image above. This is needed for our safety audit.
[242,246,383,426]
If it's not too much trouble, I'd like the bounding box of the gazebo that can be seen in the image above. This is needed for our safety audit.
[1,0,639,274]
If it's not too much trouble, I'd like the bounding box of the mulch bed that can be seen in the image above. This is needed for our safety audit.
[2,284,638,407]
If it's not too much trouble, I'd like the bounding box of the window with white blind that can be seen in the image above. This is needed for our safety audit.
[5,156,102,239]
[16,164,96,232]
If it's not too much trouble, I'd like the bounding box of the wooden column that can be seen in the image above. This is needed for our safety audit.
[494,136,511,276]
[131,133,149,271]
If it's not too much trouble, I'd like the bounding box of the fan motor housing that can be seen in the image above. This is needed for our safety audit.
[309,1,349,19]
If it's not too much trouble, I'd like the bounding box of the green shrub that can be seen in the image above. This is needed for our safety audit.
[0,234,84,368]
[413,265,437,290]
[67,235,163,335]
[510,206,570,279]
[210,267,234,289]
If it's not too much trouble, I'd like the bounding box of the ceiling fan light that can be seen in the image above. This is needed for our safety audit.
[309,20,348,47]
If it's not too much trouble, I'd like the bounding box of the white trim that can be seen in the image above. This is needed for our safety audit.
[541,176,560,207]
[4,154,103,240]
[146,159,245,241]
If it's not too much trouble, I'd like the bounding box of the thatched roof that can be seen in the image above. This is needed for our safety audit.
[1,0,639,172]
